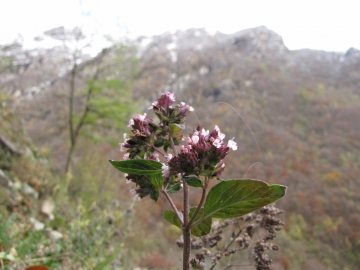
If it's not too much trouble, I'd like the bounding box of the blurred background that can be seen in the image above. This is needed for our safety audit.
[1,0,359,269]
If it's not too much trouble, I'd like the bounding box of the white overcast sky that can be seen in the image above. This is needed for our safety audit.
[1,0,360,52]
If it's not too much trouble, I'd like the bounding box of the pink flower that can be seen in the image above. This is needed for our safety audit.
[165,154,173,161]
[153,92,176,109]
[162,163,170,178]
[227,139,238,151]
[214,125,225,140]
[139,113,147,122]
[178,102,194,116]
[191,134,199,144]
[213,139,222,148]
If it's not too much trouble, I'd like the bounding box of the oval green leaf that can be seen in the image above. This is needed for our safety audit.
[204,179,286,219]
[109,159,162,175]
[148,172,164,190]
[184,176,204,188]
[170,123,185,134]
[163,207,212,237]
[166,182,182,194]
[150,189,160,201]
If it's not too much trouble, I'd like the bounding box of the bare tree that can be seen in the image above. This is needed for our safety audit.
[44,27,138,173]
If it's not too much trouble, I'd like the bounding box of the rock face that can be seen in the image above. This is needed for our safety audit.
[0,94,54,219]
[345,47,360,57]
[0,135,22,156]
[3,25,359,102]
[216,25,289,58]
[0,169,11,187]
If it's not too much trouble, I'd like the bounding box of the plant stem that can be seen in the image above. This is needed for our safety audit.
[183,182,190,270]
[162,189,184,226]
[150,145,166,157]
[223,225,244,252]
[183,178,208,269]
[188,186,206,228]
[168,136,189,269]
[169,137,178,156]
[188,177,210,228]
[183,225,191,270]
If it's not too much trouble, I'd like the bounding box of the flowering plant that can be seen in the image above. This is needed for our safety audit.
[109,92,286,269]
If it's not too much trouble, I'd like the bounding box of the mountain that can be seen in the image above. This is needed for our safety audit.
[134,26,360,269]
[1,26,360,269]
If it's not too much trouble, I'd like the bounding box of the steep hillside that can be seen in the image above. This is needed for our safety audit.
[0,93,143,269]
[133,26,360,269]
[2,26,360,269]
[0,93,58,268]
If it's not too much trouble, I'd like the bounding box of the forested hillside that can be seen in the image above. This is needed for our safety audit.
[133,26,360,269]
[1,26,359,269]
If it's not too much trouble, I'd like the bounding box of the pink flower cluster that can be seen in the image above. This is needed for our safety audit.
[168,125,237,178]
[119,92,237,199]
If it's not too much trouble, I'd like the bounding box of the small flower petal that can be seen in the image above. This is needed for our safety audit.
[162,163,170,178]
[213,139,222,148]
[201,129,209,136]
[165,153,173,161]
[139,113,147,122]
[168,92,175,101]
[228,139,238,150]
[191,135,199,144]
[119,143,125,152]
[214,125,225,140]
[127,119,134,127]
[148,102,156,110]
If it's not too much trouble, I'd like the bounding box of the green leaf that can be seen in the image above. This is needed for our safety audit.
[189,208,212,237]
[163,210,181,228]
[204,179,286,219]
[153,138,165,147]
[184,176,204,188]
[150,189,160,201]
[155,112,169,122]
[108,159,162,175]
[163,208,212,237]
[169,123,185,135]
[166,182,182,193]
[148,172,164,191]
